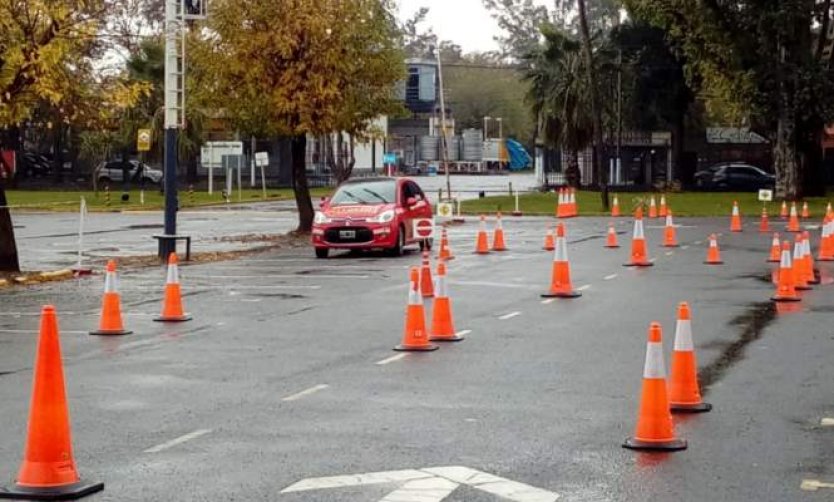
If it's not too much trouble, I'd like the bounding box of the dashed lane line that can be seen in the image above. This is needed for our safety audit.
[144,429,212,453]
[665,251,675,256]
[604,274,618,280]
[498,311,521,320]
[376,354,408,366]
[801,479,834,491]
[820,417,834,426]
[576,284,591,292]
[681,245,690,250]
[282,384,330,402]
[455,330,472,337]
[540,299,555,305]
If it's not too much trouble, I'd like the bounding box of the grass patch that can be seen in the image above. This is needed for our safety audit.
[461,190,833,218]
[5,187,332,212]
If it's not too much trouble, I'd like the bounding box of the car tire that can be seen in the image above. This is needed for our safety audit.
[388,226,405,257]
[315,248,329,259]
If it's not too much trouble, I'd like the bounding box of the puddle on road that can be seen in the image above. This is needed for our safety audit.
[247,292,307,299]
[699,302,776,393]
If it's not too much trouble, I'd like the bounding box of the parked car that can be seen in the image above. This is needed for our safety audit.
[694,162,775,191]
[96,160,163,186]
[312,177,434,258]
[17,152,52,178]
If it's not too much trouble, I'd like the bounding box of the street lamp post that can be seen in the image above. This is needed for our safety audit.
[434,40,451,201]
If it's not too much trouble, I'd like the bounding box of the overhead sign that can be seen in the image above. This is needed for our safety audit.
[281,465,560,501]
[413,218,435,239]
[137,129,152,152]
[200,141,243,168]
[758,189,773,202]
[254,152,269,167]
[437,202,453,218]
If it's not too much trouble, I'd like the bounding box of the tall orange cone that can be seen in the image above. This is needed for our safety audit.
[541,223,580,298]
[605,222,620,248]
[555,188,565,218]
[780,201,788,219]
[543,225,555,251]
[819,218,834,261]
[659,195,668,218]
[568,188,578,217]
[767,233,781,263]
[704,234,723,265]
[787,202,800,232]
[438,227,454,261]
[0,306,105,500]
[730,201,742,232]
[772,242,801,302]
[395,267,438,351]
[668,302,712,413]
[801,201,810,219]
[793,237,811,291]
[623,322,687,451]
[429,261,464,342]
[802,231,820,285]
[419,251,434,298]
[759,206,770,233]
[624,207,653,267]
[648,196,658,218]
[154,253,191,322]
[474,215,490,254]
[492,212,507,251]
[89,260,132,336]
[662,211,678,247]
[611,195,621,217]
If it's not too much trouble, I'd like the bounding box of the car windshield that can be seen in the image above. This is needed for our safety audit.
[330,181,396,205]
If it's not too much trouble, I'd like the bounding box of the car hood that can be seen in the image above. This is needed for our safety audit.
[325,204,395,218]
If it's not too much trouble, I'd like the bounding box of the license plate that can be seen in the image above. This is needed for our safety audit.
[339,230,356,239]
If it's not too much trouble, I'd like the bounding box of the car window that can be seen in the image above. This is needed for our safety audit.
[330,181,396,205]
[105,162,121,170]
[407,182,425,200]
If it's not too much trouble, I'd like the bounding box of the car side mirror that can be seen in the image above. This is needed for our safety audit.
[406,197,417,207]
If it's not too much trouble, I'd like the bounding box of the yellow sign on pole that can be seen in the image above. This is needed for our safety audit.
[137,129,152,152]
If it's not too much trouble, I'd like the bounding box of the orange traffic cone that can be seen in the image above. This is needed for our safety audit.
[819,218,834,261]
[767,233,781,263]
[780,201,788,219]
[438,227,454,261]
[668,302,712,413]
[569,188,578,217]
[648,196,658,218]
[730,201,742,232]
[704,234,723,265]
[605,222,620,248]
[154,253,191,322]
[826,202,833,219]
[492,212,507,251]
[543,226,555,251]
[623,322,687,451]
[475,215,490,254]
[803,231,820,285]
[612,195,621,217]
[419,251,434,298]
[624,207,653,267]
[429,261,463,342]
[659,195,668,218]
[555,188,565,218]
[89,260,132,336]
[801,201,810,219]
[662,211,678,248]
[772,242,801,302]
[759,206,770,233]
[541,223,580,298]
[395,267,438,352]
[0,306,105,500]
[793,237,811,291]
[787,202,800,232]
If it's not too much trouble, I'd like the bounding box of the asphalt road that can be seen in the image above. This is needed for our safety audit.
[0,213,833,501]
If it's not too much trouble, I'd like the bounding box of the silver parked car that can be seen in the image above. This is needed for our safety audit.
[96,160,163,186]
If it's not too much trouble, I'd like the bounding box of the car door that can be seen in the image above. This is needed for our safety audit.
[399,182,415,242]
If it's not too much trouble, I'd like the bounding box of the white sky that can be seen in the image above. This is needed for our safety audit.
[397,0,551,53]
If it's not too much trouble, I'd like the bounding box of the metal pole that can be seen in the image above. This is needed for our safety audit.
[616,49,623,186]
[160,0,181,258]
[250,136,256,187]
[435,41,451,200]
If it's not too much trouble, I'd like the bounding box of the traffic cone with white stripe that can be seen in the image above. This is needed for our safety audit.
[429,260,463,342]
[659,195,668,218]
[780,201,788,219]
[772,242,801,302]
[541,223,580,298]
[492,212,507,251]
[787,202,801,232]
[730,201,742,232]
[662,211,678,248]
[568,188,578,217]
[801,201,810,219]
[623,322,687,451]
[543,225,555,251]
[819,218,834,261]
[803,231,820,285]
[556,188,565,218]
[648,196,658,218]
[438,227,454,261]
[89,260,132,336]
[793,237,811,291]
[394,268,437,351]
[668,302,712,413]
[420,251,434,298]
[154,253,191,322]
[704,234,723,265]
[611,195,621,217]
[759,206,770,233]
[605,222,620,248]
[624,207,653,267]
[475,215,490,254]
[767,233,781,263]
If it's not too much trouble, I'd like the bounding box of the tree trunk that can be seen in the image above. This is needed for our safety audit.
[773,114,801,200]
[0,129,21,272]
[565,149,581,187]
[291,135,314,233]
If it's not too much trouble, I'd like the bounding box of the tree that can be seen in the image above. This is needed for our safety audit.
[624,0,834,199]
[192,0,404,232]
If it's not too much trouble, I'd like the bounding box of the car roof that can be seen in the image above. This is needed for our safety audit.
[340,177,398,185]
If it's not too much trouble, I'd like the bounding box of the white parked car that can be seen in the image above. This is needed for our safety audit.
[96,160,163,186]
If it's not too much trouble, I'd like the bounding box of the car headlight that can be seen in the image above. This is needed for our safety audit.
[314,211,332,224]
[368,210,395,224]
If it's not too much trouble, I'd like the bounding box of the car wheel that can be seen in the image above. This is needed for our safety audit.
[315,248,329,259]
[388,226,405,257]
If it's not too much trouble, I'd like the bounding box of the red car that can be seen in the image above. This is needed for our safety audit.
[312,177,434,258]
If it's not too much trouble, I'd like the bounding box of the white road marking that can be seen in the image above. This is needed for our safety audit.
[604,274,618,280]
[540,298,555,305]
[282,470,433,493]
[455,330,472,337]
[694,240,703,245]
[376,354,408,366]
[282,384,329,402]
[422,466,560,501]
[801,479,834,491]
[820,417,834,426]
[379,477,459,502]
[649,258,657,263]
[498,311,521,320]
[576,284,591,292]
[665,251,674,256]
[681,245,690,250]
[144,429,212,453]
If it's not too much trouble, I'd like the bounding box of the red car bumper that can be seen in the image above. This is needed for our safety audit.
[312,222,398,250]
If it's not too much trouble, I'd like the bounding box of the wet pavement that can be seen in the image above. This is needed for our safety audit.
[0,213,833,501]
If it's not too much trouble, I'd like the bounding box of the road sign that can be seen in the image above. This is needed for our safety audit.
[383,153,397,164]
[758,189,773,202]
[137,129,152,152]
[201,141,243,168]
[413,218,435,239]
[437,202,453,218]
[254,152,269,167]
[281,465,560,501]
